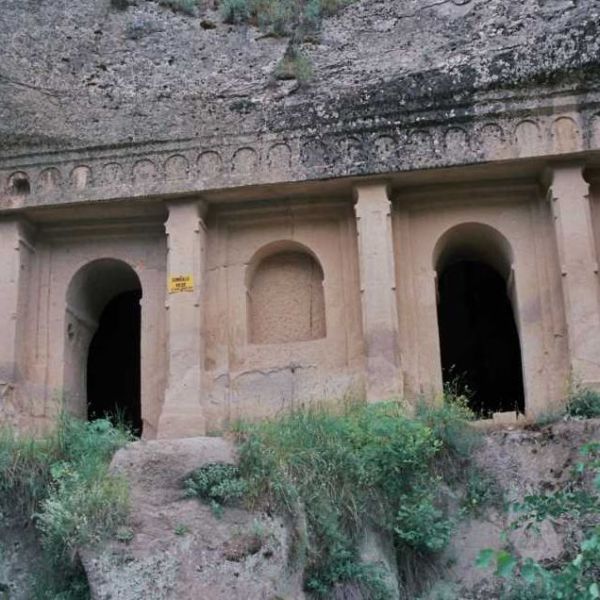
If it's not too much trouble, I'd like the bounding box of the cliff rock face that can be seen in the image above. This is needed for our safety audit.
[1,0,599,152]
[81,436,304,600]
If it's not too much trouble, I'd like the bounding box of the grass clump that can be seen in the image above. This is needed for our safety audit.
[220,0,352,37]
[0,415,132,598]
[186,397,477,598]
[275,46,313,83]
[567,385,600,419]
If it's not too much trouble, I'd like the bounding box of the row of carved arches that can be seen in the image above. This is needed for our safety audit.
[63,221,524,436]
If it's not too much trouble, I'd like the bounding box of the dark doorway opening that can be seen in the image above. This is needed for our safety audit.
[437,260,525,417]
[87,290,142,435]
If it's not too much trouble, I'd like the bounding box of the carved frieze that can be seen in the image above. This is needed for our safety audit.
[2,96,600,210]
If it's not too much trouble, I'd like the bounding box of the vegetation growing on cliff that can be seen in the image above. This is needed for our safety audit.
[186,396,481,598]
[478,441,600,600]
[0,415,131,599]
[219,0,350,37]
[112,0,353,81]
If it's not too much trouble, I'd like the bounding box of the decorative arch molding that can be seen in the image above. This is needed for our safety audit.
[433,221,514,282]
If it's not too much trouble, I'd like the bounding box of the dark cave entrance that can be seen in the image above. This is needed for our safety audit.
[437,260,525,417]
[87,289,142,435]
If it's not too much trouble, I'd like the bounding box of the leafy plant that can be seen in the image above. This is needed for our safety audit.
[464,470,504,515]
[0,414,132,598]
[115,526,135,543]
[184,463,247,504]
[186,397,476,598]
[174,523,190,536]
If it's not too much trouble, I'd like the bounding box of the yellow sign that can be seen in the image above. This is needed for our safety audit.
[168,275,194,293]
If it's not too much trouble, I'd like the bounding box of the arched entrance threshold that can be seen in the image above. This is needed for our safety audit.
[434,224,525,417]
[65,259,143,435]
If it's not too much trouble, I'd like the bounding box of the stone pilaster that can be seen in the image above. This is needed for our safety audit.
[354,184,402,400]
[548,164,600,388]
[0,218,33,415]
[157,200,207,438]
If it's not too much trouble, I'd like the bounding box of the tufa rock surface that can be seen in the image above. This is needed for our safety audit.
[80,436,305,600]
[1,0,599,152]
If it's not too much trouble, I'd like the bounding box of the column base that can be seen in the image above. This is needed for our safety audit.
[365,358,402,402]
[156,406,206,439]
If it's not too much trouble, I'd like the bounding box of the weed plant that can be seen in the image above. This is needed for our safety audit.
[567,386,600,419]
[186,396,478,598]
[0,415,132,599]
[220,0,350,36]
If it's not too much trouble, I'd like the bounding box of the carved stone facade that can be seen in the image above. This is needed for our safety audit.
[2,126,600,437]
[3,1,600,437]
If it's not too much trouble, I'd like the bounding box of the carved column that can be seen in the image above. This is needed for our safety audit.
[157,200,207,438]
[354,184,402,400]
[0,218,33,416]
[548,164,600,388]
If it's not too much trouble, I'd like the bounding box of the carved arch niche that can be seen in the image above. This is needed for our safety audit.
[246,241,326,345]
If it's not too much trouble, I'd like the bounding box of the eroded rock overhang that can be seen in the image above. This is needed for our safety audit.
[2,85,600,212]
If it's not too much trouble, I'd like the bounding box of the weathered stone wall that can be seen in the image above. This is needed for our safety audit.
[203,199,364,429]
[1,0,599,149]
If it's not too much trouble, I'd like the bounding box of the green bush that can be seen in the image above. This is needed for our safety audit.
[186,398,477,598]
[184,463,248,504]
[0,415,132,598]
[567,386,600,419]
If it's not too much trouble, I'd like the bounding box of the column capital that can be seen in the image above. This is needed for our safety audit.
[543,163,589,200]
[165,199,208,231]
[353,181,391,204]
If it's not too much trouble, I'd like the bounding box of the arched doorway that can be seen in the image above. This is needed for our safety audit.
[64,259,143,434]
[434,224,525,417]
